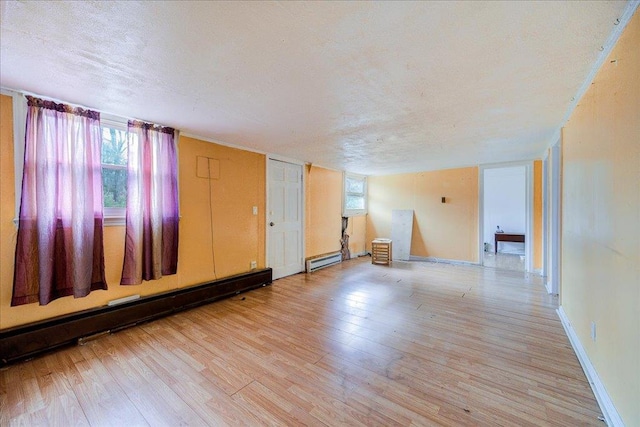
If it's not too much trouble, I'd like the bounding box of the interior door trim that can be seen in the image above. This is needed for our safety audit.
[478,161,534,274]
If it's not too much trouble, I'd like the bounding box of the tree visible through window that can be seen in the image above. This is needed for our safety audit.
[101,127,128,209]
[343,173,367,216]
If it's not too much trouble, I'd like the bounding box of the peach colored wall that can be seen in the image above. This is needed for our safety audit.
[533,160,543,270]
[178,136,265,279]
[346,215,366,257]
[0,95,17,327]
[367,167,478,262]
[305,165,342,258]
[561,10,639,426]
[0,96,265,329]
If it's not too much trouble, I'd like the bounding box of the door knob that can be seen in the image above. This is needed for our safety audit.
[270,222,275,226]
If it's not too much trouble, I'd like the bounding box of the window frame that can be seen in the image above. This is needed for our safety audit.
[100,116,129,226]
[343,173,368,217]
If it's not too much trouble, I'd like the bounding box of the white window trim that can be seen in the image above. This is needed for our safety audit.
[343,172,368,217]
[3,89,27,227]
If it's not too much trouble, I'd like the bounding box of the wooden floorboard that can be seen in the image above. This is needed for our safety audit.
[0,258,602,426]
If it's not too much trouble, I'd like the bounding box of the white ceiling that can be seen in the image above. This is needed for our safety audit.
[0,1,631,175]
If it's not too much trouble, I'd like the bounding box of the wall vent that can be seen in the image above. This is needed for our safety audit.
[306,252,342,273]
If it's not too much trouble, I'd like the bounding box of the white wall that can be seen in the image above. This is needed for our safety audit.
[483,166,526,253]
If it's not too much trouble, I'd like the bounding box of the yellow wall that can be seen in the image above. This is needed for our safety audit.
[346,215,367,257]
[304,165,367,260]
[0,96,265,330]
[305,165,343,258]
[367,167,478,262]
[533,159,543,270]
[561,10,639,426]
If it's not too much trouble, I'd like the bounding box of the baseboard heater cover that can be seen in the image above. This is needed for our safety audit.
[306,252,342,272]
[0,268,272,365]
[107,294,141,306]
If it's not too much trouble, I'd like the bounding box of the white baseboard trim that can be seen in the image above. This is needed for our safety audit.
[409,255,479,267]
[557,306,624,427]
[545,280,553,295]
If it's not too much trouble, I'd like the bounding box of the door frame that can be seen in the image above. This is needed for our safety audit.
[478,161,534,273]
[265,154,306,278]
[547,140,562,295]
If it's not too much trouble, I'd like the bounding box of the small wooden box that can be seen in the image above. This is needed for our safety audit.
[372,239,392,265]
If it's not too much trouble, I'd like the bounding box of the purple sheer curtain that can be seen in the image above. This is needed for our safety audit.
[121,121,179,285]
[12,96,107,306]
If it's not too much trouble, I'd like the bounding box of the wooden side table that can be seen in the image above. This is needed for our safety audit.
[372,238,392,265]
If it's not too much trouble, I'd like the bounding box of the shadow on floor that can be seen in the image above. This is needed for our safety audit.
[483,252,525,272]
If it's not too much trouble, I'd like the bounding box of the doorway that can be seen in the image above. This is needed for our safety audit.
[267,158,304,280]
[480,164,532,272]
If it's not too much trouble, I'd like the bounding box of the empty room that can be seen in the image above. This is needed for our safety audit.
[0,1,638,426]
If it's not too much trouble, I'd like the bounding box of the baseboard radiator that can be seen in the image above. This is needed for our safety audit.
[306,252,342,272]
[0,268,272,365]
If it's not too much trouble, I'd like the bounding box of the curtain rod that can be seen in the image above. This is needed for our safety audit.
[0,86,177,131]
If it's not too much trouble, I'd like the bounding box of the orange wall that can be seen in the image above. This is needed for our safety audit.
[533,159,543,270]
[561,10,639,426]
[304,165,367,260]
[179,136,265,280]
[346,215,366,257]
[0,95,265,329]
[367,167,479,262]
[305,165,343,258]
[0,95,16,326]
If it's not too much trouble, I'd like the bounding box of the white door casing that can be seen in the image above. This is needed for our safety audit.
[267,158,304,280]
[478,161,534,273]
[548,141,561,295]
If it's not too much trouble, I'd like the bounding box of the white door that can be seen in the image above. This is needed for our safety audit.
[268,159,303,280]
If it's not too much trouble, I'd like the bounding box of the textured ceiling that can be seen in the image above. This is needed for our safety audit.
[0,1,631,175]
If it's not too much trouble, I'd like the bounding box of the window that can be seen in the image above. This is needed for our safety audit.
[101,122,128,222]
[343,173,367,216]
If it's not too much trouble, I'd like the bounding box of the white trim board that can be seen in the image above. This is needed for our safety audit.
[557,306,624,427]
[548,141,561,295]
[409,255,479,267]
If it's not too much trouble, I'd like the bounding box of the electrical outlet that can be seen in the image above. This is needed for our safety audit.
[590,321,597,342]
[250,261,257,269]
[252,206,258,215]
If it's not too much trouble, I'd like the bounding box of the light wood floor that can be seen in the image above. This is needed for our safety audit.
[1,258,602,426]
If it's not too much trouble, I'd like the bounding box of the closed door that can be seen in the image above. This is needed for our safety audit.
[268,159,303,280]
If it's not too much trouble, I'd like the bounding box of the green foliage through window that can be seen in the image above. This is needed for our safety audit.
[344,174,367,215]
[101,127,128,209]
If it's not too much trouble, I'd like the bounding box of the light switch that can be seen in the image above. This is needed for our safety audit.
[252,206,258,215]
